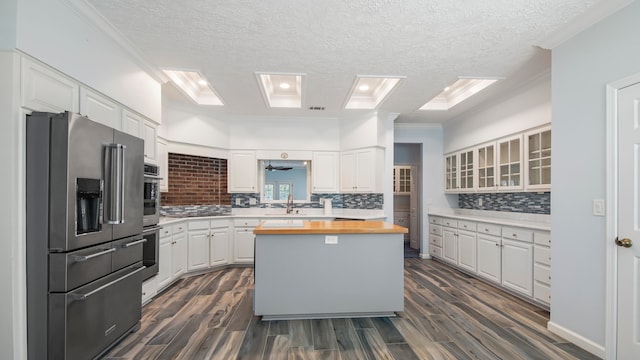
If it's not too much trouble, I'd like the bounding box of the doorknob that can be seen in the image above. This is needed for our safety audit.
[615,237,633,248]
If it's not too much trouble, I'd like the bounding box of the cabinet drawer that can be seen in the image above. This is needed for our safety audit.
[188,219,210,231]
[160,225,173,238]
[477,223,501,237]
[534,231,551,246]
[429,224,442,236]
[458,220,476,231]
[429,234,442,247]
[173,223,186,234]
[534,245,551,266]
[430,245,442,258]
[210,219,229,228]
[234,219,260,227]
[534,282,551,305]
[442,218,457,228]
[534,264,551,285]
[502,227,533,242]
[429,216,443,225]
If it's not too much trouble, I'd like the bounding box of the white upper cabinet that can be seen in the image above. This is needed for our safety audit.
[497,134,523,191]
[143,120,157,163]
[476,142,497,192]
[121,109,144,138]
[228,151,258,193]
[458,149,474,192]
[21,57,79,113]
[444,153,458,193]
[311,151,339,193]
[79,87,120,129]
[525,126,551,191]
[393,166,412,194]
[340,147,383,193]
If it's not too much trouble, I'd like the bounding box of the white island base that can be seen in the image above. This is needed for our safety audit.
[253,221,406,321]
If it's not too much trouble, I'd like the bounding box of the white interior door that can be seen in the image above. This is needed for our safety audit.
[617,81,640,359]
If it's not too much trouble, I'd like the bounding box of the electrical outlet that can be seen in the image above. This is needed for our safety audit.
[249,198,257,205]
[325,235,338,245]
[478,198,483,206]
[235,198,242,206]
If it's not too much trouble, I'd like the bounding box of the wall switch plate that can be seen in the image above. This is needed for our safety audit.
[249,198,257,205]
[235,198,242,205]
[593,199,605,216]
[325,235,338,245]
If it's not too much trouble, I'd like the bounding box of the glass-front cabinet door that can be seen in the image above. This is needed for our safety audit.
[477,142,496,191]
[459,149,474,191]
[444,153,458,192]
[394,166,412,194]
[497,135,523,190]
[525,126,551,190]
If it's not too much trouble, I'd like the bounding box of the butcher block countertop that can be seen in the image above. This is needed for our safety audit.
[253,220,408,235]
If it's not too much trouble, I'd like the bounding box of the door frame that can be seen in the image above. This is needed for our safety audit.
[605,71,640,360]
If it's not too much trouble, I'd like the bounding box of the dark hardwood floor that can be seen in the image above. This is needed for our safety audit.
[104,259,599,360]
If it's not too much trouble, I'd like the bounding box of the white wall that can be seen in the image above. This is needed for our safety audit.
[443,73,551,153]
[551,0,640,349]
[0,51,25,360]
[340,113,380,149]
[0,0,17,49]
[229,116,341,151]
[15,0,161,121]
[162,99,231,150]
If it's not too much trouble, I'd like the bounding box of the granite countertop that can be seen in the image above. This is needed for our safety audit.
[428,208,550,231]
[159,210,386,226]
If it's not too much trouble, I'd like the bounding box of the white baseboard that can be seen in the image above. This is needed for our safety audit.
[419,253,431,259]
[547,321,605,359]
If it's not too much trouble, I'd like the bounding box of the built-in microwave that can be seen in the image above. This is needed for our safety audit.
[143,163,161,227]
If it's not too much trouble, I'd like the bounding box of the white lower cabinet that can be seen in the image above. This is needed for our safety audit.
[476,233,501,284]
[533,231,552,305]
[457,221,477,273]
[210,226,230,267]
[187,228,210,271]
[157,223,187,291]
[429,215,548,308]
[442,221,458,265]
[233,219,259,263]
[141,276,158,304]
[501,227,534,297]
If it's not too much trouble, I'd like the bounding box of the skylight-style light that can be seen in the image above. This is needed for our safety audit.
[163,69,223,106]
[419,77,501,111]
[256,72,304,108]
[345,76,404,109]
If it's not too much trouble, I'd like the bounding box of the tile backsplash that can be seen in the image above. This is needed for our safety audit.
[231,193,384,210]
[458,192,550,214]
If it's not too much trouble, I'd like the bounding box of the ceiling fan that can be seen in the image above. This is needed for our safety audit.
[265,161,292,171]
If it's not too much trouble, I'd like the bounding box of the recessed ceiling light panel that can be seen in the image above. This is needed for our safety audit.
[255,72,304,108]
[419,77,501,111]
[162,69,223,106]
[345,76,405,109]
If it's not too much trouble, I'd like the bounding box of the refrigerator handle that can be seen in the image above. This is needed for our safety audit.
[104,144,126,224]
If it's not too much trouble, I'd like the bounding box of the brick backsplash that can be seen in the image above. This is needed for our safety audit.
[160,153,231,206]
[458,192,550,214]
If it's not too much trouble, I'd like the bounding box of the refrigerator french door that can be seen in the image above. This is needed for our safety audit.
[26,111,145,360]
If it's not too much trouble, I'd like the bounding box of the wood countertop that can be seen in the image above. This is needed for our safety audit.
[253,220,408,235]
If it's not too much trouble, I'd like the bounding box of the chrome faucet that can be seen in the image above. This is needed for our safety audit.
[286,193,294,214]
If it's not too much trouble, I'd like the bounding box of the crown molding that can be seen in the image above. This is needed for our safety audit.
[536,0,634,49]
[63,0,168,83]
[394,122,442,129]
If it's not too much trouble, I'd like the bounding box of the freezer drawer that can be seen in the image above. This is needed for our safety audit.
[48,262,144,360]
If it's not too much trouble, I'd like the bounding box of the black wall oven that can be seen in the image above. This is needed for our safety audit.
[142,163,161,281]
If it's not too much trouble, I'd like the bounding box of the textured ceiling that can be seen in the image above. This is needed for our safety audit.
[86,0,601,123]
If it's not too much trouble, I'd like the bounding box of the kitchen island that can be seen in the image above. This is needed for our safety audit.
[253,220,408,320]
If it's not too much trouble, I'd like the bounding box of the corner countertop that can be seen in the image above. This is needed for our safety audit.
[254,220,408,235]
[428,208,550,231]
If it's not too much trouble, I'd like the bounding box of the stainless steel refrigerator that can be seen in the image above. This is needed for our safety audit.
[26,112,145,360]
